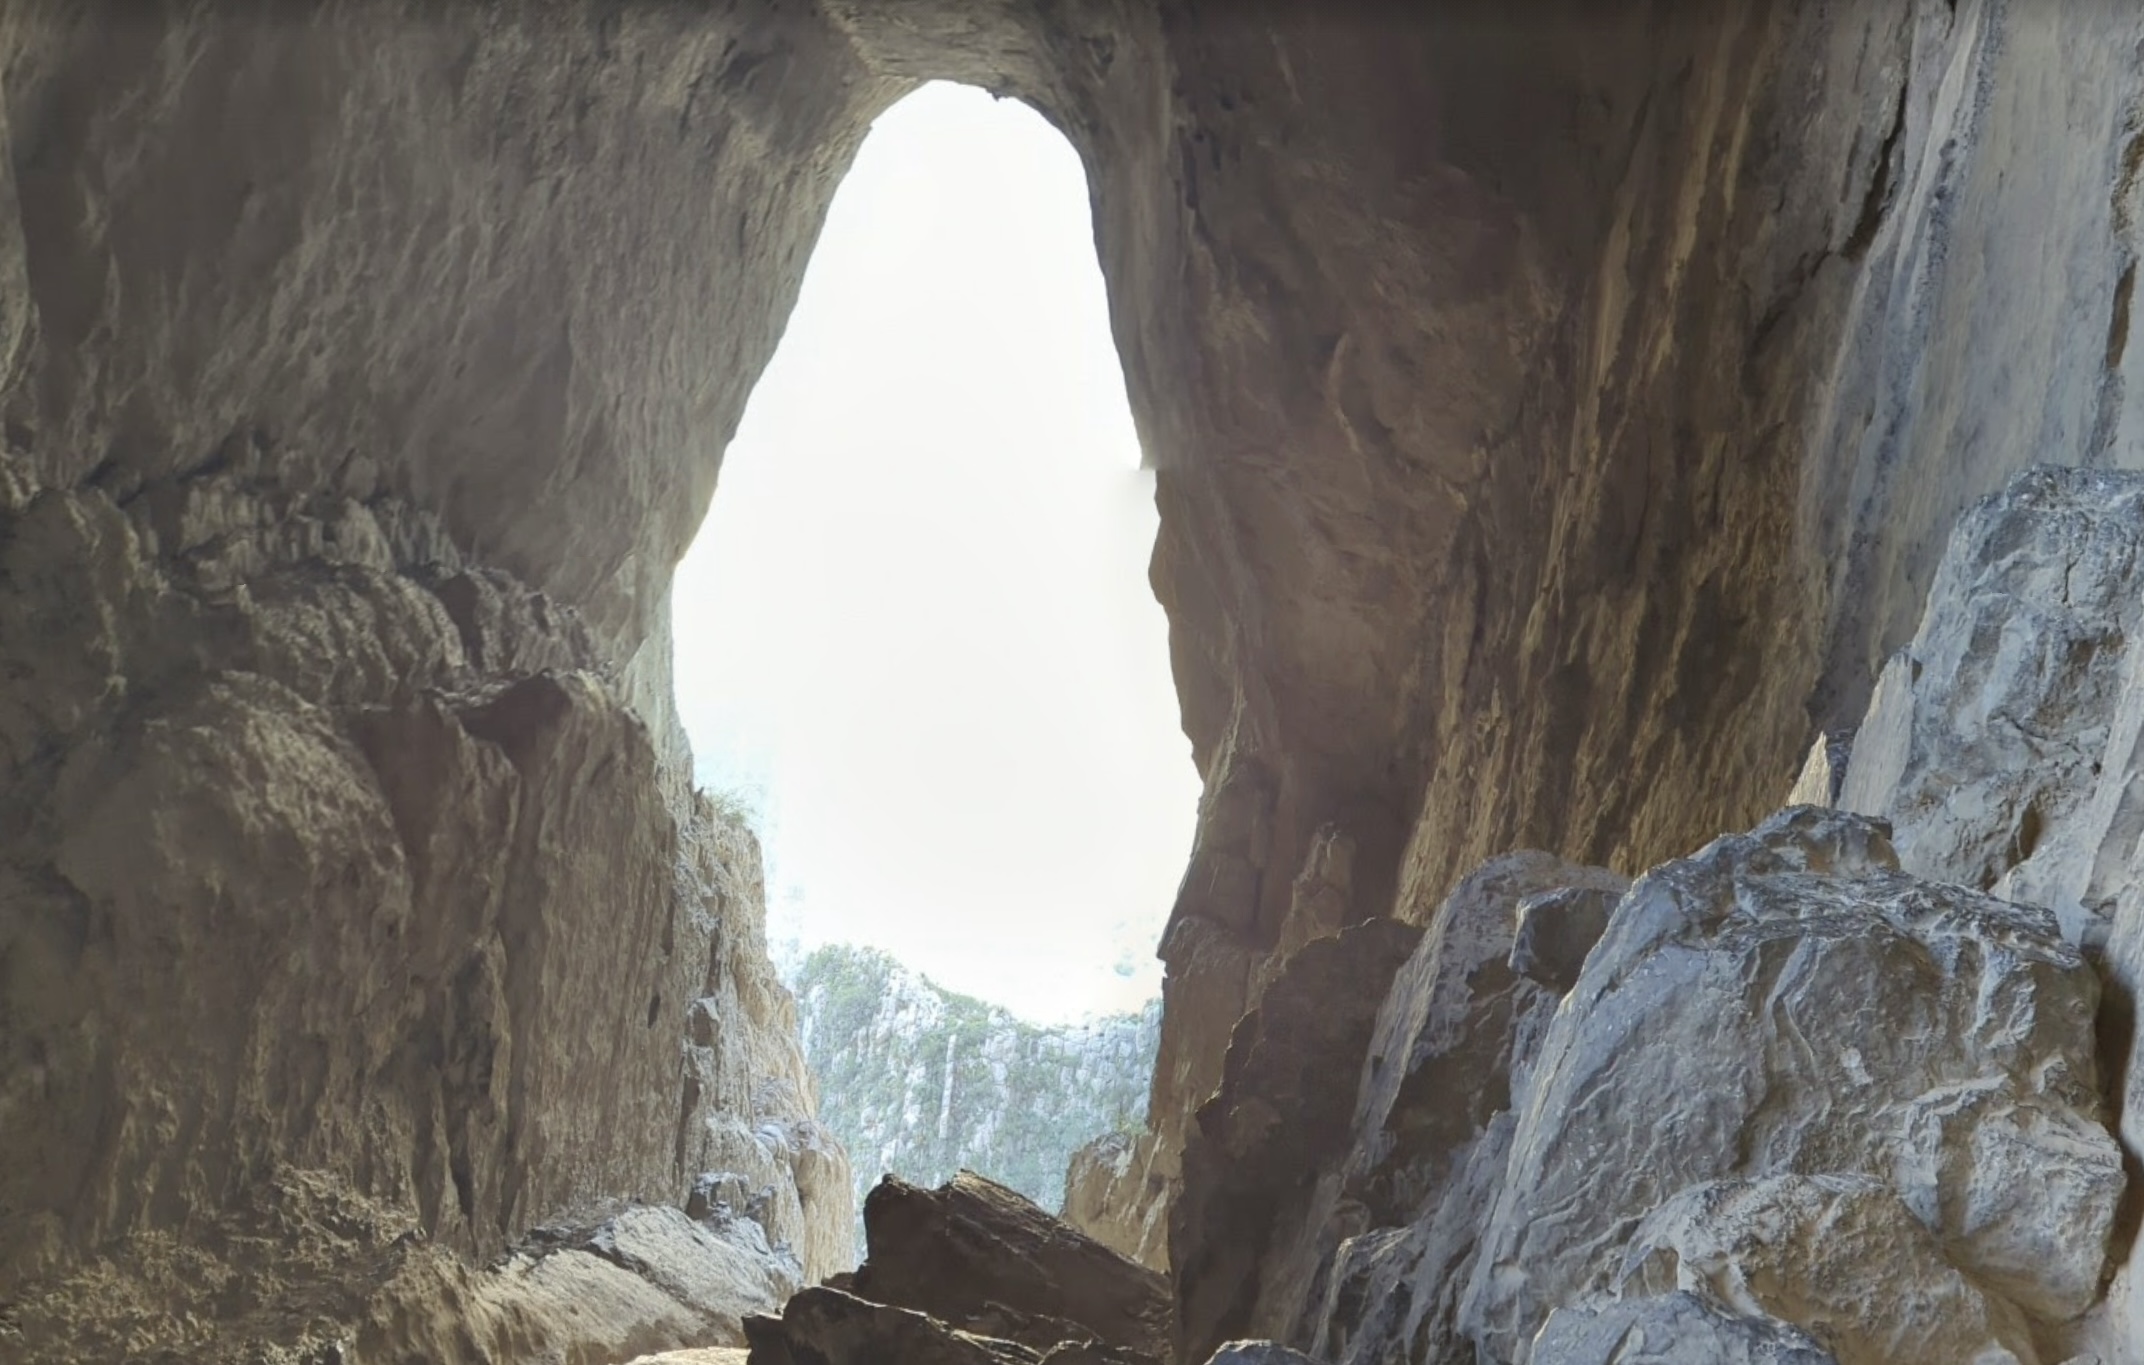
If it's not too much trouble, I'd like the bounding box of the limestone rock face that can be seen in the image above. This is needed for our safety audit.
[1837,467,2144,934]
[1833,464,2144,1352]
[0,461,851,1361]
[791,944,1159,1230]
[1062,1128,1174,1272]
[1462,807,2120,1363]
[1170,918,1424,1362]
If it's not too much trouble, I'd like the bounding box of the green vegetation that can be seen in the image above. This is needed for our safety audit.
[697,772,766,832]
[790,943,1161,1223]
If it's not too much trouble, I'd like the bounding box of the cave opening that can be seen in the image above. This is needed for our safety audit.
[668,81,1200,1220]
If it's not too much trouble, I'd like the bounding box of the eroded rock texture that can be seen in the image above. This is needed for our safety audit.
[1191,806,2123,1365]
[1831,464,2144,1354]
[0,460,851,1360]
[11,0,2144,1359]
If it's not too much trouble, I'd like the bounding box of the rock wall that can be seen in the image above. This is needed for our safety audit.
[11,0,2144,1358]
[0,451,851,1360]
[1831,464,2144,1356]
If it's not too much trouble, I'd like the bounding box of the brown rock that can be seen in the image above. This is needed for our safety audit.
[850,1171,1171,1359]
[1170,919,1424,1364]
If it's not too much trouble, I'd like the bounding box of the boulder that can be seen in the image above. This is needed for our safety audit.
[1612,1175,2036,1364]
[1828,464,2144,1353]
[848,1171,1169,1358]
[1460,807,2122,1361]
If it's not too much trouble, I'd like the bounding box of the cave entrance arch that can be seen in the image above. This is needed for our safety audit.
[668,80,1200,1217]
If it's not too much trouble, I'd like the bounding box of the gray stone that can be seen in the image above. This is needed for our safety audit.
[1531,1293,1838,1365]
[1616,1175,2035,1364]
[1831,464,2144,1351]
[1460,807,2121,1362]
[1507,883,1625,995]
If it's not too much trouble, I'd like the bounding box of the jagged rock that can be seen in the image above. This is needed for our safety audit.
[1837,466,2144,943]
[743,1286,1039,1365]
[1171,919,1424,1362]
[1062,1128,1173,1271]
[849,1171,1170,1358]
[1832,464,2144,1351]
[1531,1293,1838,1365]
[1505,883,1623,995]
[1291,854,1626,1365]
[1785,732,1852,809]
[1460,807,2122,1362]
[1354,855,1629,1224]
[580,1205,803,1336]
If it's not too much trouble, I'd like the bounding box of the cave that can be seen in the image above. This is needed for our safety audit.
[5,2,2144,1363]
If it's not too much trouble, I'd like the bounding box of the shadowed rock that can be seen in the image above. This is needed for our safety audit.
[849,1171,1169,1358]
[1171,918,1424,1363]
[743,1286,1036,1365]
[1294,854,1626,1364]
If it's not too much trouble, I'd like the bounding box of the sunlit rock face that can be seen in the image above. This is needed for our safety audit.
[8,0,2144,1359]
[1831,464,2144,1357]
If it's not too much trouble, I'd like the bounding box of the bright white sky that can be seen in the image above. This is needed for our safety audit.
[670,82,1202,1024]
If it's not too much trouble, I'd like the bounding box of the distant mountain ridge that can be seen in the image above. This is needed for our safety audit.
[788,943,1160,1227]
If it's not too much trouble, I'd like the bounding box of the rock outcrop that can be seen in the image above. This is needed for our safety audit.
[744,1170,1171,1363]
[1177,804,2123,1365]
[1294,853,1629,1365]
[1463,807,2120,1362]
[1831,464,2144,1353]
